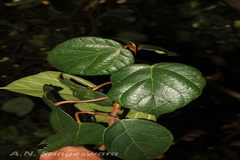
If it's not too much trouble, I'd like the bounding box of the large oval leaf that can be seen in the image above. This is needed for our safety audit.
[47,37,134,75]
[103,119,173,160]
[107,63,206,117]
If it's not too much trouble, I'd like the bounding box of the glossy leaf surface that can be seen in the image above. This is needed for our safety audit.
[0,71,96,100]
[108,63,206,116]
[58,75,113,106]
[138,44,178,56]
[38,122,105,154]
[103,119,173,160]
[47,37,134,75]
[42,85,76,132]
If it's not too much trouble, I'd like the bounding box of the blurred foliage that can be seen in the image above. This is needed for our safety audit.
[1,0,240,159]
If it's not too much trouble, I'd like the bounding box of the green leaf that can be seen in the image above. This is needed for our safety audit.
[49,108,77,133]
[1,126,20,141]
[38,122,105,154]
[107,63,206,117]
[138,44,178,56]
[1,97,35,116]
[58,75,113,106]
[124,109,156,121]
[47,37,134,75]
[42,85,77,132]
[0,71,96,100]
[103,119,173,160]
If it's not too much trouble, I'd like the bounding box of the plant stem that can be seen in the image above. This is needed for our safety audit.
[123,42,137,55]
[99,102,122,151]
[54,97,109,106]
[108,102,122,126]
[92,81,111,91]
[75,112,82,123]
[75,109,120,124]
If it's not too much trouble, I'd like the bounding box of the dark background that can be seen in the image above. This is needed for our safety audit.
[0,0,240,159]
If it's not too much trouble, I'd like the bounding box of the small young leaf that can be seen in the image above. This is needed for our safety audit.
[0,71,96,100]
[47,37,134,75]
[103,119,173,160]
[38,122,105,154]
[124,109,156,121]
[138,44,178,56]
[58,75,113,106]
[107,63,206,117]
[42,85,76,132]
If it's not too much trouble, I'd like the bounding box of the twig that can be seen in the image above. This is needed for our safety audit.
[92,82,111,91]
[75,109,120,124]
[54,97,109,106]
[98,103,122,151]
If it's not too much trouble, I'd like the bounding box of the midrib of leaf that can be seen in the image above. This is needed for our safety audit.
[120,121,151,159]
[119,78,150,104]
[74,124,81,145]
[55,110,63,129]
[150,66,158,116]
[82,51,104,72]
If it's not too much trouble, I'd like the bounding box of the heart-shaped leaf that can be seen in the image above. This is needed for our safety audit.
[38,122,105,154]
[0,71,96,100]
[58,75,113,106]
[42,85,76,132]
[47,37,134,75]
[107,63,206,117]
[103,119,173,160]
[138,44,178,56]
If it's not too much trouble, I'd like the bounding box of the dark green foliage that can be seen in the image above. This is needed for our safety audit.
[108,63,206,116]
[47,37,134,75]
[1,36,206,160]
[103,119,173,160]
